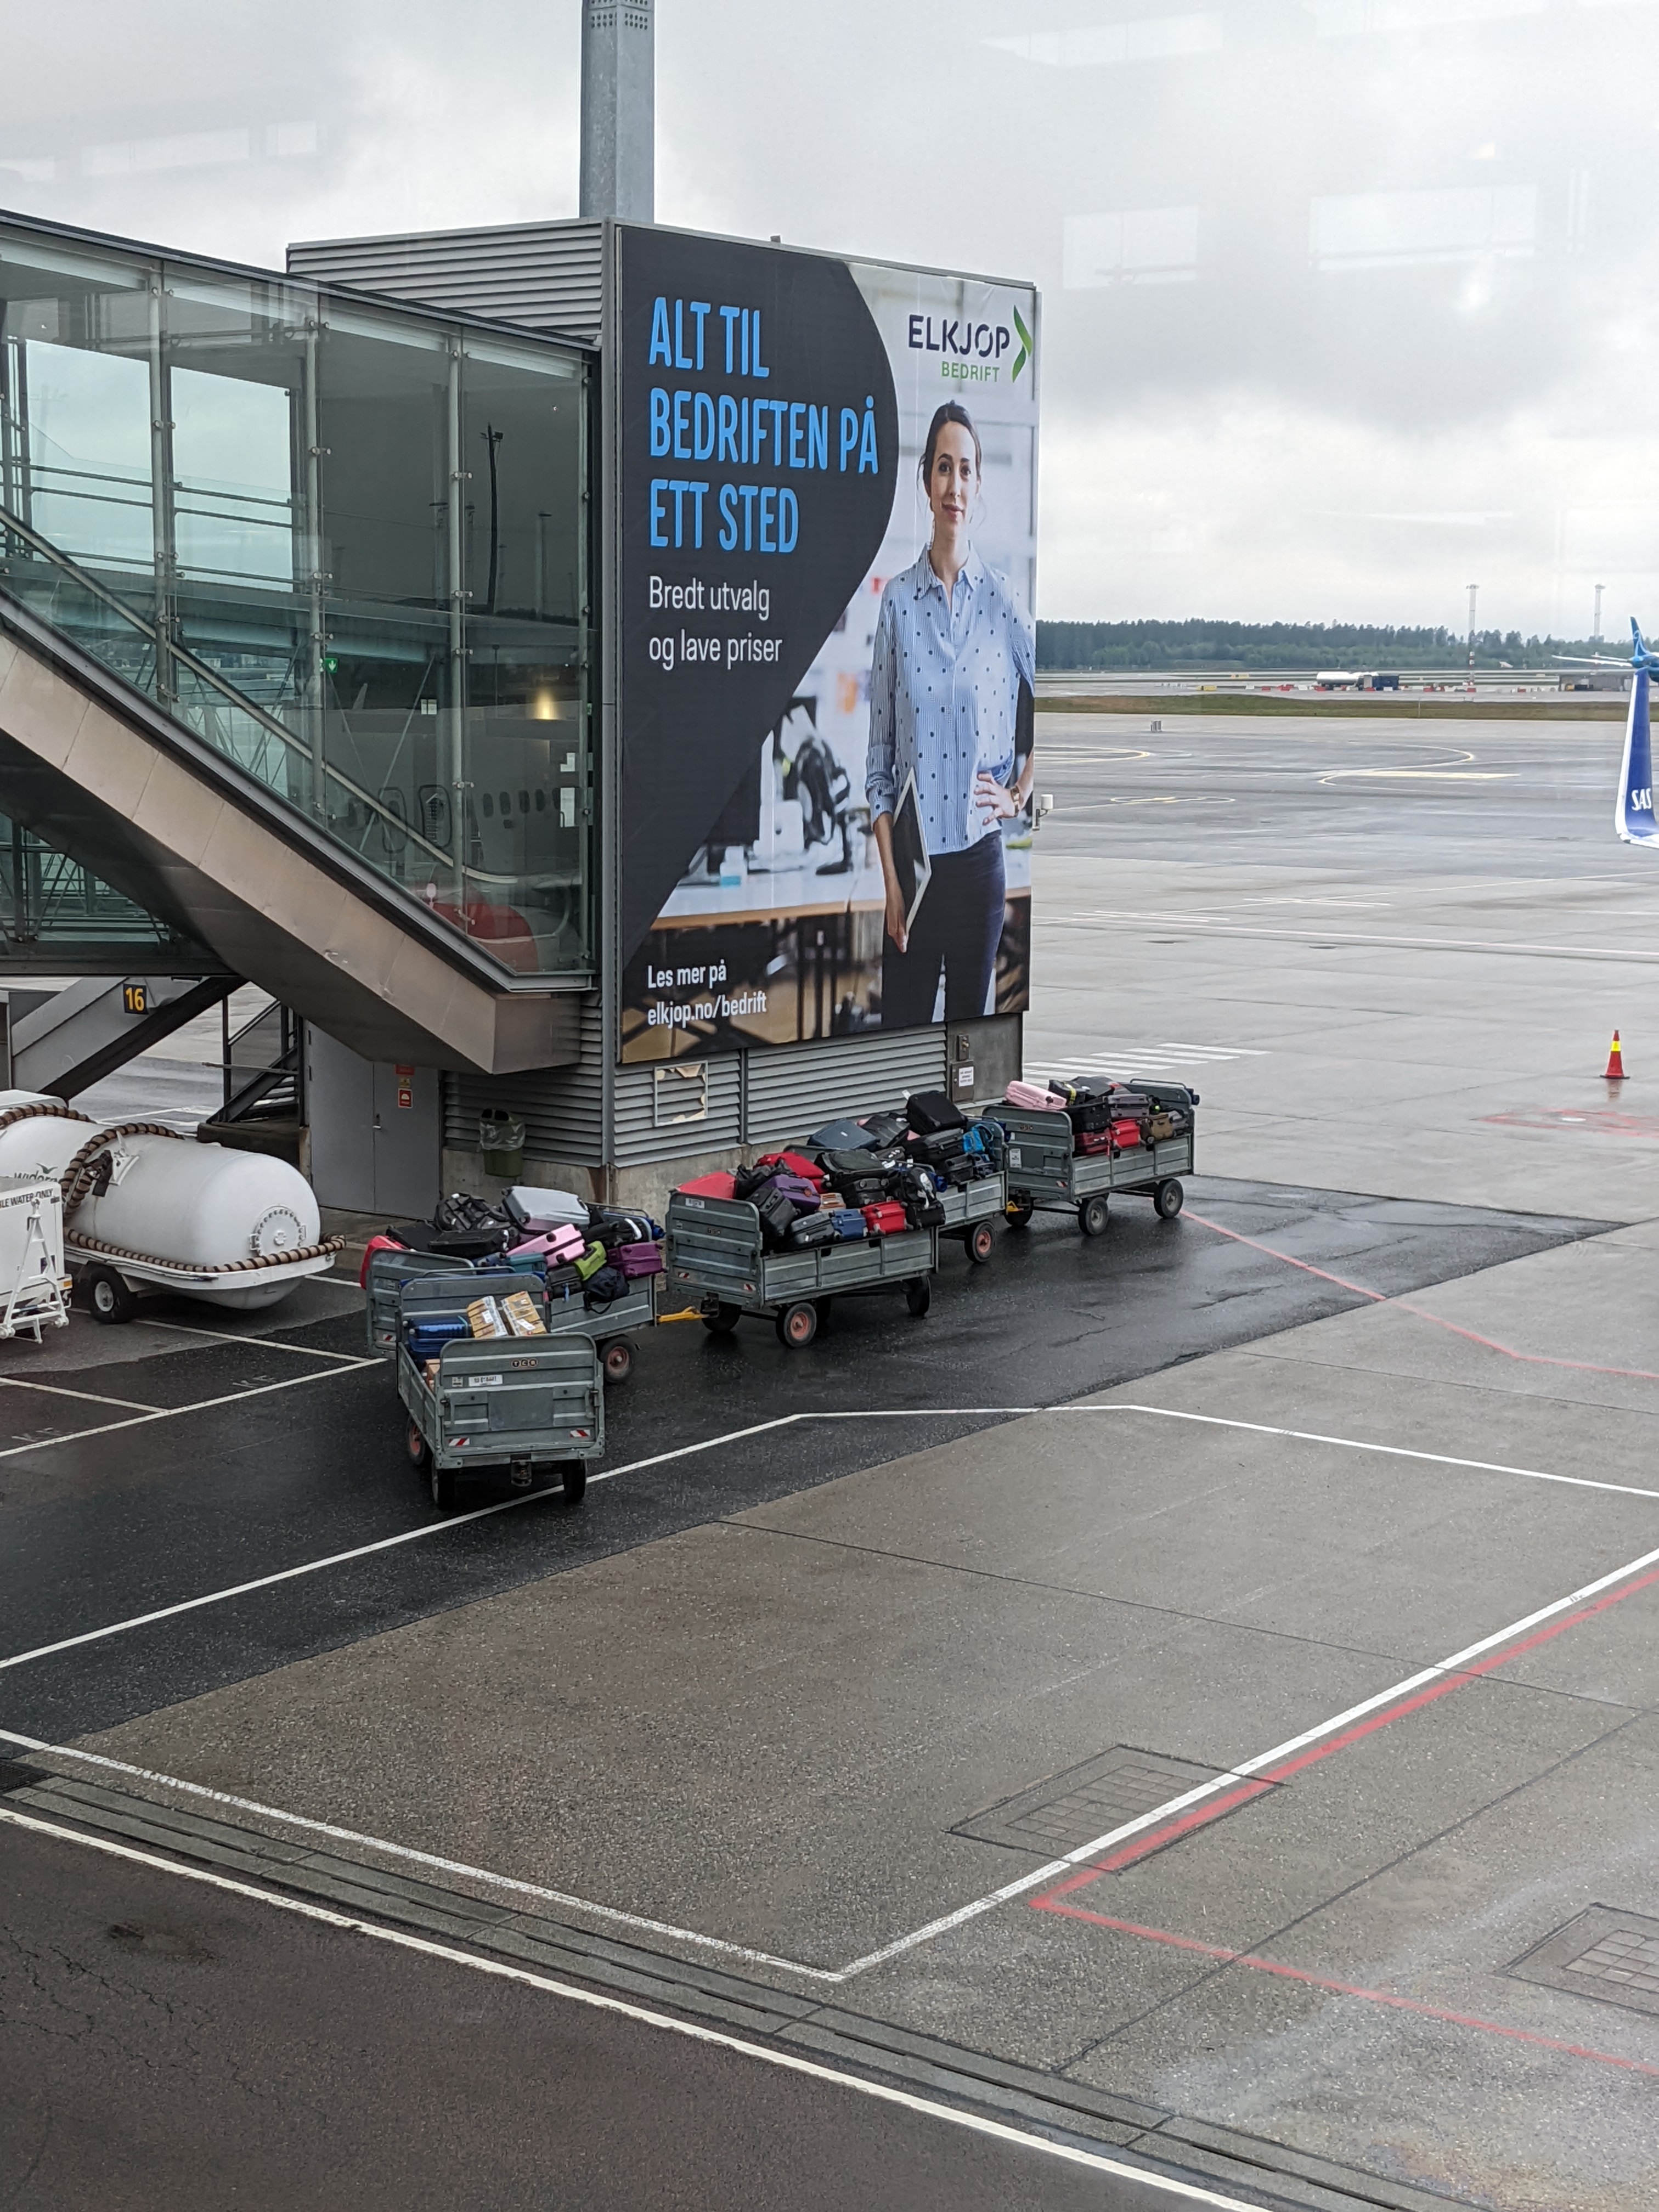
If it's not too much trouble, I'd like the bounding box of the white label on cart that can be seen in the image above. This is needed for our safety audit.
[1007,1147,1022,1167]
[470,1374,504,1387]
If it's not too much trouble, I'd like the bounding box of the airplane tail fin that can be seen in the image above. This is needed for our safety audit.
[1616,644,1657,844]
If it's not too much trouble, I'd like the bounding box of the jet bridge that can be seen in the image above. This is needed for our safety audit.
[0,210,595,1078]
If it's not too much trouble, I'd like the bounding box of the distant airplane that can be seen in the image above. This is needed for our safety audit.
[1558,619,1657,845]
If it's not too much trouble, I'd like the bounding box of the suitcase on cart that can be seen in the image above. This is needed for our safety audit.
[861,1201,908,1237]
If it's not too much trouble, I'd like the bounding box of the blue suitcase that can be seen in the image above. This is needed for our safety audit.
[830,1208,867,1239]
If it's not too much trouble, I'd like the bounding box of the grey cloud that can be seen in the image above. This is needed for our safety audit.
[3,0,1657,622]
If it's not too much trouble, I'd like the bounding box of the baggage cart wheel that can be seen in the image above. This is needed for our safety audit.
[86,1266,137,1325]
[405,1420,430,1470]
[1079,1195,1110,1238]
[1005,1195,1034,1231]
[1154,1178,1185,1220]
[966,1222,995,1266]
[702,1302,742,1335]
[905,1276,932,1317]
[776,1300,819,1350]
[561,1460,588,1504]
[600,1336,634,1385]
[429,1458,458,1511]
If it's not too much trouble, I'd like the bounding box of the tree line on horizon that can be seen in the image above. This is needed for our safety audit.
[1035,619,1611,673]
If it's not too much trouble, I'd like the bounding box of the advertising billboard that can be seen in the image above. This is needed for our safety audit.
[617,227,1038,1064]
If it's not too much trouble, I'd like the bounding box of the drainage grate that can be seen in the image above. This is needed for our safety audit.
[1508,1906,1659,2019]
[952,1745,1232,1859]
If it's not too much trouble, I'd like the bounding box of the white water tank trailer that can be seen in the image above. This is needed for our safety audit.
[0,1095,340,1322]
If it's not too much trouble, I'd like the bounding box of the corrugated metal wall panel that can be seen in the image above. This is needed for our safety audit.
[286,222,605,341]
[612,1057,742,1165]
[743,1030,947,1147]
[443,997,605,1161]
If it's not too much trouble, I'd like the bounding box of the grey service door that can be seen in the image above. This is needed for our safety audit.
[306,1025,440,1218]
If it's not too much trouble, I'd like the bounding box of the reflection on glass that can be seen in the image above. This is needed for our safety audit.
[0,220,594,979]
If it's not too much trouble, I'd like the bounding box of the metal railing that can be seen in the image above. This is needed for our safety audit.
[0,504,458,878]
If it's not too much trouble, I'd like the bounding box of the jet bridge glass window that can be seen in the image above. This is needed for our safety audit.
[0,221,595,980]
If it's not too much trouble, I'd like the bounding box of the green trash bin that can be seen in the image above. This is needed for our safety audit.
[479,1111,525,1180]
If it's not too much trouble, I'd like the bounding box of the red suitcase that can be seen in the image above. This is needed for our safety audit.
[1110,1119,1142,1148]
[860,1201,908,1237]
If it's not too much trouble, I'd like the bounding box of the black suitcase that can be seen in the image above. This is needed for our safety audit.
[912,1126,967,1164]
[1065,1099,1112,1135]
[823,1144,907,1179]
[836,1175,893,1208]
[906,1090,967,1136]
[787,1211,838,1249]
[859,1110,909,1147]
[755,1189,798,1246]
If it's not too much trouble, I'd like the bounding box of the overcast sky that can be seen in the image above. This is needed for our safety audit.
[4,0,1657,634]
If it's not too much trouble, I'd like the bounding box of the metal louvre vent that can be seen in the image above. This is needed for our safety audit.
[286,221,605,341]
[743,1030,947,1148]
[613,1056,741,1164]
[443,998,605,1163]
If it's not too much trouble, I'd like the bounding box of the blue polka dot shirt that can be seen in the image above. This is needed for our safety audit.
[866,545,1035,856]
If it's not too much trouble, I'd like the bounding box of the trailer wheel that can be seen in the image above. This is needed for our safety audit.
[702,1302,742,1335]
[776,1300,818,1350]
[1154,1178,1185,1220]
[405,1420,430,1470]
[1079,1195,1110,1238]
[966,1222,995,1266]
[86,1267,137,1325]
[429,1459,457,1511]
[600,1337,634,1385]
[905,1276,932,1317]
[1005,1195,1034,1231]
[561,1461,588,1503]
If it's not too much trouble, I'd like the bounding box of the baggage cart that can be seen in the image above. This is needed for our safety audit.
[392,1269,603,1510]
[664,1192,935,1348]
[996,1085,1197,1238]
[365,1245,654,1384]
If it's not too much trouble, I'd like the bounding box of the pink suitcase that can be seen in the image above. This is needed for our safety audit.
[1004,1079,1068,1111]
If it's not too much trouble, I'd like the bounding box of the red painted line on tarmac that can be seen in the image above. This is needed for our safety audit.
[1026,1900,1659,2081]
[1038,1566,1659,1893]
[1182,1209,1659,1383]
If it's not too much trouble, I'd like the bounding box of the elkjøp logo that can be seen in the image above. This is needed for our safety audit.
[1011,305,1033,383]
[905,302,1035,390]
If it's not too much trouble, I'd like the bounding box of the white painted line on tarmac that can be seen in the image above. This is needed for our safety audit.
[8,1403,1657,1672]
[136,1317,368,1361]
[0,1374,160,1413]
[0,1359,382,1465]
[0,1722,837,1983]
[1042,912,1659,965]
[0,1413,804,1672]
[6,1410,1659,1991]
[0,1805,1259,2211]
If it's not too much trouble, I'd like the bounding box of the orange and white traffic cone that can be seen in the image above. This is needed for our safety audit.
[1605,1030,1627,1081]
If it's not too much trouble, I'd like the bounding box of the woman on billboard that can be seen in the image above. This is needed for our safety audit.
[866,400,1035,1030]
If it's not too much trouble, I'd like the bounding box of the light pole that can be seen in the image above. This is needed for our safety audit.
[1466,583,1479,693]
[1593,583,1605,644]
